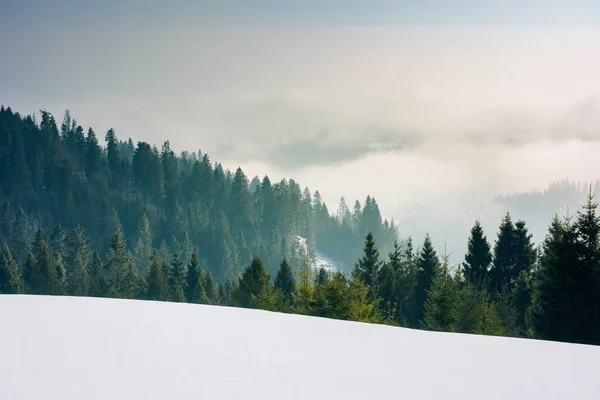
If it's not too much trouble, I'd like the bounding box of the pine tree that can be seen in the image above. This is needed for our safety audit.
[413,234,440,326]
[25,230,64,295]
[347,277,379,323]
[105,229,138,299]
[88,252,107,297]
[530,215,581,342]
[274,258,296,305]
[233,255,271,308]
[513,220,536,281]
[423,254,458,332]
[133,214,153,276]
[490,213,516,293]
[185,248,203,303]
[203,270,218,304]
[146,252,169,301]
[0,244,24,294]
[573,188,600,342]
[352,231,381,290]
[65,227,91,296]
[168,252,186,302]
[463,220,492,288]
[294,263,314,315]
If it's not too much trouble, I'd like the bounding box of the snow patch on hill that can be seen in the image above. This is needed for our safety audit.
[295,235,346,271]
[1,295,600,400]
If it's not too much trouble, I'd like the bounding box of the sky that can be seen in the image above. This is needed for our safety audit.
[2,1,600,244]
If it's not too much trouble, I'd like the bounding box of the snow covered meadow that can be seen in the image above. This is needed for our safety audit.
[1,295,599,399]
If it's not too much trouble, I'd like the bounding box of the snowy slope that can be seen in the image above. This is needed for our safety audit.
[295,235,345,271]
[1,295,600,400]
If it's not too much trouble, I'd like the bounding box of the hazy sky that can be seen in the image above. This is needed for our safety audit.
[2,0,600,222]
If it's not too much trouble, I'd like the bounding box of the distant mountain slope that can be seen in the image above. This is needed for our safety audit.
[1,295,599,400]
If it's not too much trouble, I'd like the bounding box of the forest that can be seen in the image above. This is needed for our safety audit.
[0,105,599,346]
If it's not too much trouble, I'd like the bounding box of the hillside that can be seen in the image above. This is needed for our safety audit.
[1,295,599,400]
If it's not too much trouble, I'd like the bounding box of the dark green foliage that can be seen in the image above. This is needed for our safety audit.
[490,213,516,293]
[105,228,138,299]
[185,249,204,303]
[3,106,600,345]
[24,230,65,295]
[352,231,381,290]
[168,253,186,302]
[88,252,107,297]
[233,255,271,308]
[203,270,218,304]
[414,234,440,325]
[65,227,91,296]
[0,244,24,294]
[423,263,458,332]
[274,258,296,305]
[463,220,492,287]
[146,252,169,301]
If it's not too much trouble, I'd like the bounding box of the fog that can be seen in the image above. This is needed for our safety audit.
[2,1,600,263]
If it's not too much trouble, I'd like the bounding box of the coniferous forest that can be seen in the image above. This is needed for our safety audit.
[1,106,600,346]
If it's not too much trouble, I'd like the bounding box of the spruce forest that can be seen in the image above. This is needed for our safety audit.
[1,106,599,346]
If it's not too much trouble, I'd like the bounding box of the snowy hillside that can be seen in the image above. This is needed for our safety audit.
[295,235,346,271]
[2,295,599,400]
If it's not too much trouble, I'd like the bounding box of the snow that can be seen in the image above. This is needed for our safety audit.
[295,235,345,272]
[2,295,600,400]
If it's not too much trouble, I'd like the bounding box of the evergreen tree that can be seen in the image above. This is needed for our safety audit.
[233,255,270,308]
[530,215,581,342]
[185,249,204,303]
[573,188,600,342]
[105,229,138,299]
[274,258,296,305]
[88,252,107,297]
[203,270,218,304]
[133,214,153,276]
[65,226,91,296]
[25,230,64,295]
[347,277,379,323]
[0,244,24,294]
[294,263,314,315]
[413,234,440,326]
[463,220,492,288]
[490,213,516,293]
[168,252,186,302]
[423,263,458,332]
[352,231,381,290]
[146,252,169,301]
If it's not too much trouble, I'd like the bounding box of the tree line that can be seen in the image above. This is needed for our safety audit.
[0,105,599,346]
[0,106,397,279]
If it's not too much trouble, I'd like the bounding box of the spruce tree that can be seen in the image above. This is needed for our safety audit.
[146,252,169,301]
[463,220,492,288]
[203,270,218,304]
[422,260,458,332]
[168,252,186,302]
[185,249,202,303]
[105,229,138,299]
[413,234,440,326]
[573,188,600,342]
[274,258,296,305]
[65,227,91,296]
[490,213,516,294]
[530,215,581,342]
[294,263,314,315]
[513,220,536,281]
[26,230,64,295]
[352,231,381,290]
[88,251,107,297]
[0,244,24,294]
[233,255,271,308]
